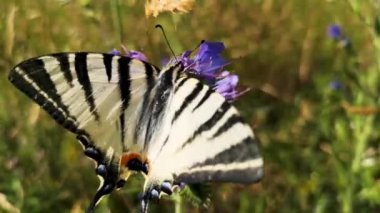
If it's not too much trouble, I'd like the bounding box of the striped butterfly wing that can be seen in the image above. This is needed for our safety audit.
[144,64,263,188]
[9,52,164,212]
[8,53,159,155]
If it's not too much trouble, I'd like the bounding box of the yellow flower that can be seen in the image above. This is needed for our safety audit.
[145,0,195,17]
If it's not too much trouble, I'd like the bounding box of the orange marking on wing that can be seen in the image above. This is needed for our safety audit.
[120,152,144,166]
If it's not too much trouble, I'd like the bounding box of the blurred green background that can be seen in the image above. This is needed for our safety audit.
[1,0,379,212]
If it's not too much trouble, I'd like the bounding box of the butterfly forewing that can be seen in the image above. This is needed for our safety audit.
[8,53,159,154]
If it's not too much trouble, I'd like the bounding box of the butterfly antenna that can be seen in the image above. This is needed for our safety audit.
[155,24,178,62]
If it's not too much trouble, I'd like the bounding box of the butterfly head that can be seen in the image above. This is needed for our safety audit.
[119,152,150,179]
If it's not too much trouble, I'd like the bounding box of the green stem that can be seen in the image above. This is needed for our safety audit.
[351,116,372,173]
[174,194,182,213]
[110,0,124,44]
[346,115,373,213]
[342,175,353,213]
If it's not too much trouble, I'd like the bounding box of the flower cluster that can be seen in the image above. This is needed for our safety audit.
[326,24,352,91]
[112,41,243,101]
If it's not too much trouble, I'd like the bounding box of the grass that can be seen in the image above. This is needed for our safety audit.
[0,0,379,212]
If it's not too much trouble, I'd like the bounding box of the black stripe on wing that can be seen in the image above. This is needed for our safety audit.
[9,53,107,149]
[103,53,114,82]
[134,61,158,143]
[74,53,100,121]
[174,77,188,93]
[18,59,71,115]
[180,101,231,149]
[175,166,263,184]
[53,53,74,87]
[176,137,263,184]
[143,64,180,147]
[117,57,132,112]
[190,137,261,167]
[192,88,213,112]
[172,81,203,123]
[211,115,243,138]
[117,57,132,151]
[9,69,78,133]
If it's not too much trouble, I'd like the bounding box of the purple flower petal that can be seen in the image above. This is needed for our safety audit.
[180,50,194,67]
[214,73,239,101]
[126,50,148,62]
[180,41,227,75]
[110,48,148,62]
[160,57,170,67]
[327,24,342,39]
[193,42,227,75]
[110,49,120,56]
[215,74,239,94]
[196,42,225,60]
[329,80,342,90]
[219,71,231,78]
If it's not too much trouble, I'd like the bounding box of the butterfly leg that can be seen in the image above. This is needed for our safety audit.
[140,181,186,213]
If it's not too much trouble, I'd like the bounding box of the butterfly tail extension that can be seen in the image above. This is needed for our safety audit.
[86,179,118,213]
[140,195,150,213]
[78,135,122,212]
[139,187,155,213]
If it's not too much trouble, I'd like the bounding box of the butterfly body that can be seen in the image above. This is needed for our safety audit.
[9,52,263,212]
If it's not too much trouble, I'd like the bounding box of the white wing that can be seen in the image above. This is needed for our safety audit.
[9,53,159,155]
[143,65,263,187]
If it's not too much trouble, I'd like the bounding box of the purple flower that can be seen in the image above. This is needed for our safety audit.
[110,48,148,62]
[110,49,121,55]
[181,42,227,78]
[327,24,352,51]
[329,80,342,90]
[127,50,148,62]
[214,72,239,101]
[193,42,227,74]
[180,51,193,67]
[328,24,342,39]
[178,41,241,101]
[159,59,169,68]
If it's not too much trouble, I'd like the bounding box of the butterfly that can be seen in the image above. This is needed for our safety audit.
[8,44,263,212]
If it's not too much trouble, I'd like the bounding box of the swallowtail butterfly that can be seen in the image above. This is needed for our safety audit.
[8,51,263,212]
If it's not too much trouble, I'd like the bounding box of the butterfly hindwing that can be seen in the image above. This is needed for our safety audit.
[145,65,263,186]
